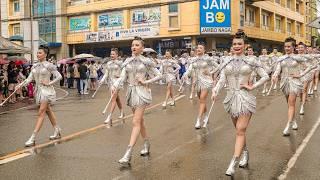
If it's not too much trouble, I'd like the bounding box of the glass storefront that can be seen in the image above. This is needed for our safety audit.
[32,0,56,42]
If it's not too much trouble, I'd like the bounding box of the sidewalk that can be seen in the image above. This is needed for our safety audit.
[0,98,35,114]
[0,86,68,114]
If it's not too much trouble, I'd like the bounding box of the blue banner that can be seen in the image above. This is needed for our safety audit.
[200,0,231,34]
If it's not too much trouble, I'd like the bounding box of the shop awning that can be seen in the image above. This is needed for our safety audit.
[9,35,24,41]
[308,17,320,29]
[0,36,31,54]
[47,42,62,47]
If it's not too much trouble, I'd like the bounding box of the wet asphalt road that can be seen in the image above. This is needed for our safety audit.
[0,84,320,180]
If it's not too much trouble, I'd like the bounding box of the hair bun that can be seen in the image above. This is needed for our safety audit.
[134,36,144,41]
[234,29,247,39]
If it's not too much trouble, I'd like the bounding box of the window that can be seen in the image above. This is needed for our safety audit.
[275,0,280,4]
[276,16,281,32]
[169,3,178,13]
[13,0,20,13]
[12,24,21,35]
[240,1,244,14]
[287,21,292,33]
[286,0,291,9]
[240,15,244,27]
[168,3,179,29]
[245,8,255,25]
[169,16,179,28]
[69,0,87,6]
[296,3,300,13]
[262,13,269,29]
[33,0,57,42]
[296,23,301,35]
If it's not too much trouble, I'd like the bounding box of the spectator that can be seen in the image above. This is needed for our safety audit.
[67,63,74,88]
[73,63,81,94]
[79,60,88,95]
[7,62,18,103]
[88,61,98,91]
[58,64,65,87]
[0,65,4,103]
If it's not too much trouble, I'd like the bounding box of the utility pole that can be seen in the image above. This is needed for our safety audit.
[29,0,34,64]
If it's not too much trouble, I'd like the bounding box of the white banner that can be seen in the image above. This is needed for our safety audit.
[85,27,159,42]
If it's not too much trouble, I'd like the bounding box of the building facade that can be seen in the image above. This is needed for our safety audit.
[0,0,314,60]
[0,0,68,61]
[65,0,311,57]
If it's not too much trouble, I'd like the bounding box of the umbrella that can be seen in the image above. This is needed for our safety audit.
[87,57,102,62]
[7,56,28,62]
[0,59,9,65]
[58,58,73,65]
[75,58,87,63]
[143,48,156,53]
[66,59,76,64]
[73,53,94,59]
[15,60,26,66]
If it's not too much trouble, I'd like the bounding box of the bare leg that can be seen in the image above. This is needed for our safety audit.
[164,82,172,103]
[190,77,196,99]
[129,107,146,147]
[234,114,251,157]
[287,94,297,124]
[116,95,123,110]
[140,117,147,139]
[301,82,308,104]
[34,102,49,133]
[169,82,174,99]
[109,90,119,114]
[198,90,208,118]
[46,105,57,127]
[314,70,319,91]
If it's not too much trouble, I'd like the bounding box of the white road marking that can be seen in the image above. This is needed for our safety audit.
[278,117,320,180]
[0,94,186,165]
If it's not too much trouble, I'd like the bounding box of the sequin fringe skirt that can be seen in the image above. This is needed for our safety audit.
[280,77,303,96]
[223,90,256,118]
[126,85,152,108]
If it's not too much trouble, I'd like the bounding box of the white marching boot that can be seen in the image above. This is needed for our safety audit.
[189,94,193,99]
[225,156,239,176]
[195,117,201,129]
[239,149,249,168]
[118,110,125,119]
[283,122,291,136]
[162,101,167,108]
[202,115,209,128]
[118,146,133,166]
[49,126,62,140]
[25,133,36,147]
[104,114,112,125]
[140,139,150,156]
[291,121,298,130]
[299,105,305,115]
[169,99,175,106]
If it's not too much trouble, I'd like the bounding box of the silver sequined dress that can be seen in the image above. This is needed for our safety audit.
[273,54,314,96]
[114,55,162,108]
[213,55,269,117]
[299,54,317,83]
[20,61,62,105]
[259,55,273,74]
[160,59,181,83]
[184,55,219,92]
[100,60,123,87]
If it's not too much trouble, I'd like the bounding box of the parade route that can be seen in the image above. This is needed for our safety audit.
[1,85,320,179]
